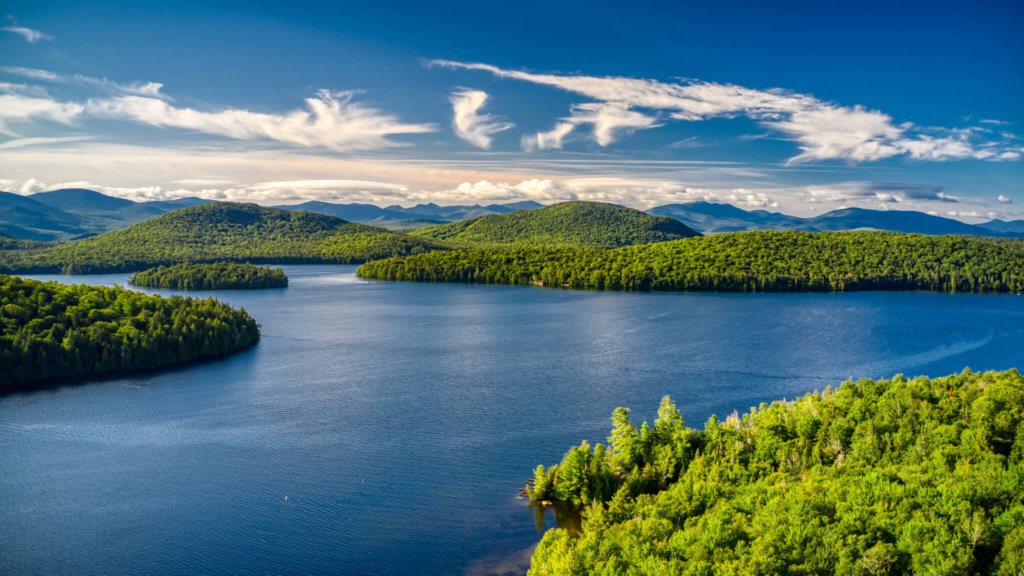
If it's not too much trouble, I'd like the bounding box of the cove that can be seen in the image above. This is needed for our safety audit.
[2,265,1022,575]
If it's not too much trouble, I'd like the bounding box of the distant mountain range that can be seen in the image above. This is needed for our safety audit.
[273,199,545,229]
[0,188,209,241]
[1,189,1021,242]
[646,201,1023,238]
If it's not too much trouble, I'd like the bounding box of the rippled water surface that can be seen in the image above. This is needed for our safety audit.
[2,265,1022,575]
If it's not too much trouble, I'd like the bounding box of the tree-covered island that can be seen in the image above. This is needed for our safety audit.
[525,369,1024,575]
[129,262,288,290]
[358,231,1024,293]
[0,274,261,390]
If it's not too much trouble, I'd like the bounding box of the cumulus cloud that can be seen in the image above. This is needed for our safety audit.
[1,26,52,43]
[449,89,513,149]
[429,59,1020,163]
[998,195,1012,203]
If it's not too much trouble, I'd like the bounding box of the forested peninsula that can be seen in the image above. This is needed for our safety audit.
[129,262,288,290]
[0,203,447,274]
[0,274,260,390]
[358,231,1024,293]
[525,369,1024,575]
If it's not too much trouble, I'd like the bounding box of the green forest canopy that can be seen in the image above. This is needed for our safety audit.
[410,201,700,248]
[358,231,1024,293]
[0,274,260,390]
[0,202,448,274]
[129,262,288,290]
[526,369,1024,575]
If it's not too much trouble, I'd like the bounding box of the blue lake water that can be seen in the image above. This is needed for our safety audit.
[2,265,1023,575]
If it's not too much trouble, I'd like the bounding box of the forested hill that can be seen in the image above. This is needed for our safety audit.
[524,369,1024,574]
[129,262,288,290]
[0,274,260,390]
[0,203,448,274]
[409,201,701,248]
[358,231,1024,293]
[0,233,49,251]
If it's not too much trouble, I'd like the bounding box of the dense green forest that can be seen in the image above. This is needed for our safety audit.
[0,274,260,389]
[526,369,1024,575]
[0,203,448,274]
[410,201,700,248]
[129,262,288,290]
[0,232,50,251]
[359,231,1024,293]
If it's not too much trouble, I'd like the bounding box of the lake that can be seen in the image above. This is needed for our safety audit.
[2,265,1022,575]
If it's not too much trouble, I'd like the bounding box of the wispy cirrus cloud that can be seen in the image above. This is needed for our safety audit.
[450,89,513,149]
[1,26,52,43]
[429,59,1021,164]
[2,66,168,98]
[0,75,436,151]
[86,90,435,151]
[522,102,661,150]
[0,93,84,136]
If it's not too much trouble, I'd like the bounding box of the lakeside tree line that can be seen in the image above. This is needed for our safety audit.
[358,231,1024,293]
[129,262,288,290]
[0,274,260,389]
[525,369,1024,575]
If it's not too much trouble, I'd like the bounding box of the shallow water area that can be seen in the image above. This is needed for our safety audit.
[2,265,1022,575]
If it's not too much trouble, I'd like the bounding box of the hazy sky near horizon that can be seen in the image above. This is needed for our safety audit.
[0,0,1021,221]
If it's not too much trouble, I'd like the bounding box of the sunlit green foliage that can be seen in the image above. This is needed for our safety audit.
[0,274,260,389]
[0,202,448,274]
[359,231,1024,293]
[129,262,288,290]
[526,370,1024,575]
[410,201,700,248]
[0,233,49,251]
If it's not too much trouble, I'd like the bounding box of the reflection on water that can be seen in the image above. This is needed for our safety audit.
[529,499,583,537]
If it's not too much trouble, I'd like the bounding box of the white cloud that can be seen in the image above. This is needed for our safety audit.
[522,122,575,151]
[0,94,84,136]
[772,106,902,163]
[84,90,435,151]
[1,26,52,43]
[0,136,92,149]
[523,103,659,150]
[2,66,168,98]
[0,81,50,97]
[998,195,1012,203]
[450,89,513,149]
[429,59,1020,164]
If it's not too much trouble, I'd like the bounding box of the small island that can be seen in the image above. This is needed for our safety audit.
[524,369,1024,574]
[129,262,288,290]
[0,274,261,390]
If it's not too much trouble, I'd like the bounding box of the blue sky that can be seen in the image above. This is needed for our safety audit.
[0,0,1021,221]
